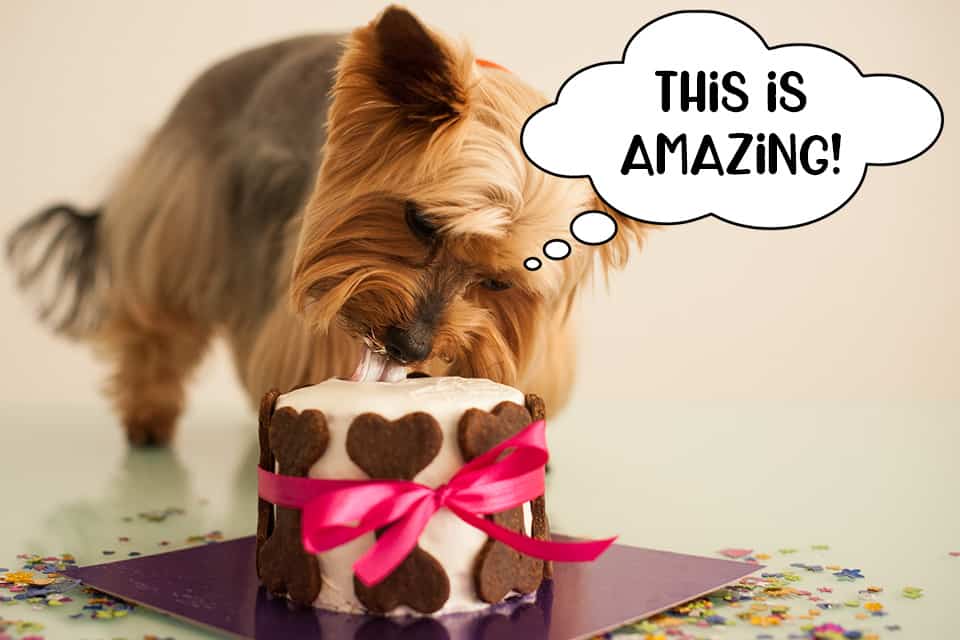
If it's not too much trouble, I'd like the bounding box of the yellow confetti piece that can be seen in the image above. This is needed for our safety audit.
[749,615,781,627]
[755,553,771,560]
[864,601,883,612]
[657,617,686,628]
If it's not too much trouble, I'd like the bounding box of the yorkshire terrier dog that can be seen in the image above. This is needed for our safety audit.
[7,6,642,445]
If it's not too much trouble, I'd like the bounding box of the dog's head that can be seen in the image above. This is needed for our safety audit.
[291,6,643,383]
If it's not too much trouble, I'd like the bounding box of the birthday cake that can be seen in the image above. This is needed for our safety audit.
[255,376,552,615]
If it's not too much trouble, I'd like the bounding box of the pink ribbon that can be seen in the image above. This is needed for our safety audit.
[258,420,616,586]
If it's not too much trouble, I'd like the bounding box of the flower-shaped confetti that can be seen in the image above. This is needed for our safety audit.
[833,568,864,581]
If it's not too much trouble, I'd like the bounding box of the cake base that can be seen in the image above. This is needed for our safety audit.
[64,535,762,640]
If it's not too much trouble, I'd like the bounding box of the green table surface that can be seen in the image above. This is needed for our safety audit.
[1,400,957,639]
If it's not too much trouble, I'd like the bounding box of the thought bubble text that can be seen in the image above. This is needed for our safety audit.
[521,10,943,230]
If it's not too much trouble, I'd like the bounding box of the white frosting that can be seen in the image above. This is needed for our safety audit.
[274,376,526,615]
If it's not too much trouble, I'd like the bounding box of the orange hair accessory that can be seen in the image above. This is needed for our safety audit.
[476,58,511,73]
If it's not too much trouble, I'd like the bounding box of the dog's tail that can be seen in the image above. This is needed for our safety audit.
[6,203,107,337]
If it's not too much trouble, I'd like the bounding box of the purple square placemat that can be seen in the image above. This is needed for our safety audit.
[64,536,760,640]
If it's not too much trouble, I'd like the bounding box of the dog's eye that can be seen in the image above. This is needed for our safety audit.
[481,279,512,291]
[404,201,438,242]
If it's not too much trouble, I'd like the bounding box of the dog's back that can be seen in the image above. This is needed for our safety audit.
[7,7,640,446]
[7,34,343,443]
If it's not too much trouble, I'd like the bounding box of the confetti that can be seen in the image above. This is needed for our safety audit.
[136,507,186,523]
[718,548,753,559]
[833,568,864,581]
[78,588,135,619]
[185,531,223,545]
[604,546,915,639]
[901,586,923,599]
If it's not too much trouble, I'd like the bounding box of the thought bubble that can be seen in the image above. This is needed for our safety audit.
[571,211,618,245]
[521,10,943,229]
[523,211,619,270]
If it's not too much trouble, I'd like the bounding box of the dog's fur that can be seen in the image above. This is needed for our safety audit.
[7,7,643,445]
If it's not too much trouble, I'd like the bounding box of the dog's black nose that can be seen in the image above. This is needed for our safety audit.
[383,323,433,363]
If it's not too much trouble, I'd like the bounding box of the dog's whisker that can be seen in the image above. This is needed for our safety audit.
[363,332,387,355]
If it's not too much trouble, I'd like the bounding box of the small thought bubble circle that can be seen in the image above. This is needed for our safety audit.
[543,239,571,260]
[570,211,618,245]
[524,211,622,270]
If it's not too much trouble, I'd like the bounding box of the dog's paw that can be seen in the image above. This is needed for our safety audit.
[122,405,180,446]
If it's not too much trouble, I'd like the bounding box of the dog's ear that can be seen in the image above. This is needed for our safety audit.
[372,7,468,124]
[338,6,470,129]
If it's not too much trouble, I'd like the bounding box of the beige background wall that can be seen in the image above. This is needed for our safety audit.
[1,0,956,412]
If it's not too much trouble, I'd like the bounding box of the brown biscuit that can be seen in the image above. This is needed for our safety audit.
[524,393,546,423]
[472,507,544,603]
[458,401,534,460]
[256,389,281,576]
[347,411,450,614]
[458,398,549,602]
[347,412,443,480]
[353,538,451,614]
[258,406,330,606]
[524,393,553,580]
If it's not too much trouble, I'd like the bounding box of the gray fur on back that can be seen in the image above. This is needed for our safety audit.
[165,34,344,328]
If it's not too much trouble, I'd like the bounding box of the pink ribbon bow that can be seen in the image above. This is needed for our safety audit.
[258,419,616,586]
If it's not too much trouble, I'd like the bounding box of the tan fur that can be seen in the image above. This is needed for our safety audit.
[13,7,644,445]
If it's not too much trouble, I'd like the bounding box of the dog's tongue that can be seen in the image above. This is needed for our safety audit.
[350,346,408,382]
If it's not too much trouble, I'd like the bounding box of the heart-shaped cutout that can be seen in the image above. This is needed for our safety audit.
[347,412,443,480]
[458,401,532,462]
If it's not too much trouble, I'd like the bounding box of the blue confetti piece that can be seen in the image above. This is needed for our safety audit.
[833,568,864,580]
